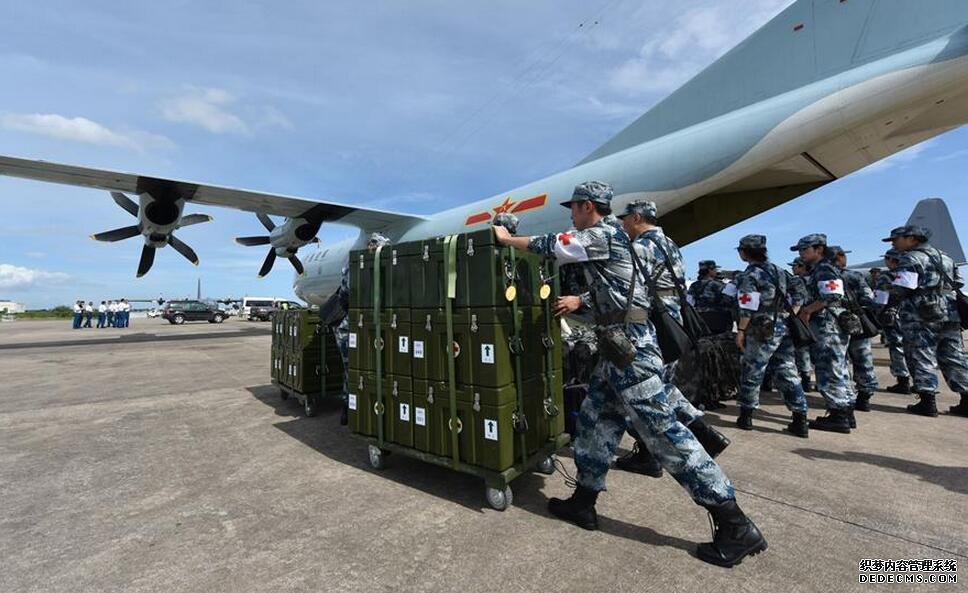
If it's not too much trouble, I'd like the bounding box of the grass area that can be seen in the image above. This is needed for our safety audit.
[9,306,75,320]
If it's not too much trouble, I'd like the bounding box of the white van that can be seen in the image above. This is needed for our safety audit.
[242,296,276,321]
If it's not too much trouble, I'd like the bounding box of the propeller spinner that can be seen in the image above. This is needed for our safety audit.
[236,213,320,277]
[91,191,212,277]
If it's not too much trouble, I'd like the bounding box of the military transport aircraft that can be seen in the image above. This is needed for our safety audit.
[2,0,968,305]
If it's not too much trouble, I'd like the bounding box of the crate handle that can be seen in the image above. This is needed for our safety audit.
[470,314,478,333]
[374,401,385,416]
[427,386,435,404]
[473,392,481,412]
[466,238,475,256]
[512,412,529,434]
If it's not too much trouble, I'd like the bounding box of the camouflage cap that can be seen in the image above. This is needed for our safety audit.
[882,248,902,260]
[737,234,767,250]
[880,226,908,242]
[698,259,718,271]
[827,245,852,257]
[616,199,657,219]
[880,225,931,242]
[493,212,519,234]
[790,233,827,251]
[787,256,805,267]
[869,267,882,273]
[560,181,613,208]
[367,232,390,247]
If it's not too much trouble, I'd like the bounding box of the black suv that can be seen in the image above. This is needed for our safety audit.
[249,300,302,321]
[162,300,226,325]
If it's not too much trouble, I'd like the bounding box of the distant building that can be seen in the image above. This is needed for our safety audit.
[0,300,26,314]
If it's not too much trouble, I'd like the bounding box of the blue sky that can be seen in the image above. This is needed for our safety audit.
[1,0,967,308]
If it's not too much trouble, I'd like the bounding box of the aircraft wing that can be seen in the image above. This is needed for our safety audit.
[0,154,426,232]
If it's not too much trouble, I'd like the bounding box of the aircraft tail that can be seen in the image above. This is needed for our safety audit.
[850,198,966,269]
[906,197,966,264]
[580,0,968,165]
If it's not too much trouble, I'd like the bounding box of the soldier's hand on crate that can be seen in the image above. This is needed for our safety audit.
[554,296,582,317]
[493,224,512,244]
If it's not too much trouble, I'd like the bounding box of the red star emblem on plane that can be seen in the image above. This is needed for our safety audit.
[493,197,516,215]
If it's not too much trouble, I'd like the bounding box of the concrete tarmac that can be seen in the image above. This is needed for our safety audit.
[1,319,965,592]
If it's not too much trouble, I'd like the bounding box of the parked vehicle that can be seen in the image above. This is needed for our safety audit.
[243,296,302,321]
[162,300,227,325]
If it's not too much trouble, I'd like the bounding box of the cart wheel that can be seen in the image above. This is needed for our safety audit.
[368,445,386,469]
[304,395,318,417]
[536,456,555,475]
[485,485,513,511]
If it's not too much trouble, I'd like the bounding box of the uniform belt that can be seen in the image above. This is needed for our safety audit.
[626,307,649,323]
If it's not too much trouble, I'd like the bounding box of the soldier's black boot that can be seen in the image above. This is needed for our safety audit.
[548,485,599,530]
[885,376,912,395]
[697,500,768,568]
[950,393,968,417]
[809,408,851,433]
[339,400,349,426]
[800,373,816,393]
[786,412,809,438]
[854,391,872,412]
[736,408,754,431]
[907,392,939,417]
[614,442,663,478]
[847,406,857,429]
[688,418,731,458]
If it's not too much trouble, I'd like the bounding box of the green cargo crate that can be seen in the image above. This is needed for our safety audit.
[349,243,419,310]
[411,380,438,453]
[383,375,414,448]
[454,229,548,308]
[347,370,376,436]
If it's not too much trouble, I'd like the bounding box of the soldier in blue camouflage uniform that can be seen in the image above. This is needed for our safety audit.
[793,234,856,433]
[873,252,912,394]
[832,246,880,411]
[881,225,968,417]
[493,181,766,568]
[688,260,734,335]
[789,257,816,391]
[732,235,809,437]
[613,200,731,476]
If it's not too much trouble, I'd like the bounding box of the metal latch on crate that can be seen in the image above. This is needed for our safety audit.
[508,336,524,355]
[543,397,559,418]
[473,392,481,412]
[422,245,430,261]
[470,314,478,332]
[512,412,529,434]
[466,238,475,256]
[392,249,398,265]
[358,253,365,269]
[541,334,555,349]
[425,314,432,332]
[392,381,399,398]
[390,313,397,329]
[427,385,434,404]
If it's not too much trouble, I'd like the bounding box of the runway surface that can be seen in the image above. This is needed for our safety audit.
[1,319,965,592]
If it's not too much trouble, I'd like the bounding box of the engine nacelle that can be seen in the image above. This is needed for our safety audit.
[269,217,321,257]
[137,193,186,248]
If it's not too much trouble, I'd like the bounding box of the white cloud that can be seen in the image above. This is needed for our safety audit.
[159,87,249,134]
[609,1,793,96]
[0,264,70,290]
[0,113,173,151]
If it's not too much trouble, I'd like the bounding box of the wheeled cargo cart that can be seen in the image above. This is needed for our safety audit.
[272,310,345,417]
[356,432,569,511]
[348,231,570,510]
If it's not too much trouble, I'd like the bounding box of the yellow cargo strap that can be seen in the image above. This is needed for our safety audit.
[373,244,385,448]
[444,234,461,468]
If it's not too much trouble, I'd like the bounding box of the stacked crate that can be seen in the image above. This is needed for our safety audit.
[347,228,564,472]
[271,309,344,398]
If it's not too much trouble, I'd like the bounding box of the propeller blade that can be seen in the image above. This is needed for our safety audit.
[111,192,140,217]
[258,249,276,277]
[169,235,199,265]
[235,235,271,246]
[137,245,156,278]
[178,214,214,228]
[288,256,305,276]
[91,225,141,242]
[257,213,276,232]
